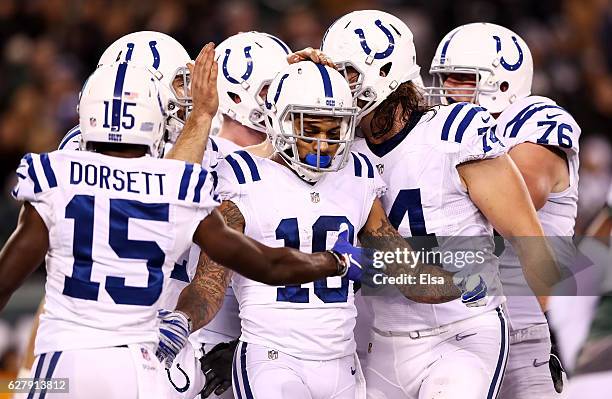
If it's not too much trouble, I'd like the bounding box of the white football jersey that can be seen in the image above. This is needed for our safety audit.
[496,95,581,331]
[352,102,507,331]
[215,150,385,360]
[13,150,218,355]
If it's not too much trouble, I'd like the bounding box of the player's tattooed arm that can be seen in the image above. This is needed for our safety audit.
[358,198,461,303]
[175,251,233,332]
[176,201,239,332]
[0,203,49,310]
[165,42,219,164]
[194,201,340,286]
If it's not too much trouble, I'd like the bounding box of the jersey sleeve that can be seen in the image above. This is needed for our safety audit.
[212,157,242,202]
[202,137,223,169]
[439,103,507,167]
[499,103,580,157]
[12,153,59,227]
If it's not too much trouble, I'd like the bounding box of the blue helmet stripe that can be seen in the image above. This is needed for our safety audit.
[440,29,461,65]
[265,34,290,54]
[315,64,333,98]
[111,62,129,129]
[58,126,81,150]
[266,73,290,109]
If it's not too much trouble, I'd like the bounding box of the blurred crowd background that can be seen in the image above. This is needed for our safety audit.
[0,0,610,380]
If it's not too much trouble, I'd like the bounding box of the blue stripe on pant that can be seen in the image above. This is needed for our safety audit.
[487,307,509,399]
[233,343,243,399]
[233,342,254,399]
[240,342,254,399]
[27,351,62,399]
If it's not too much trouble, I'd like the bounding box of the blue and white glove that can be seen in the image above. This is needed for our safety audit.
[458,275,488,307]
[331,224,375,282]
[156,309,191,368]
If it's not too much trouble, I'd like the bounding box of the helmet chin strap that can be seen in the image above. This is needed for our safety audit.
[305,153,332,168]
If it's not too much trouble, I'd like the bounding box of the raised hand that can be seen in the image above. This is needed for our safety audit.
[187,42,219,120]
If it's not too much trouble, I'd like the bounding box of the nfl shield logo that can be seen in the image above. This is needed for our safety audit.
[89,117,97,127]
[310,192,320,203]
[268,350,278,360]
[141,347,151,361]
[376,163,384,175]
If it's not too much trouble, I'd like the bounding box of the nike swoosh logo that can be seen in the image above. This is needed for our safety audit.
[351,367,356,375]
[481,116,491,123]
[546,113,562,119]
[455,332,477,341]
[533,359,549,367]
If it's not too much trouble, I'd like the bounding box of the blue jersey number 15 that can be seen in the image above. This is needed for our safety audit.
[63,195,168,306]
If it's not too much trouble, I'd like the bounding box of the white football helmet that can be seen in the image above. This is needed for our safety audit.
[265,61,358,182]
[320,10,421,120]
[215,31,290,132]
[427,23,533,114]
[98,31,192,142]
[79,63,167,157]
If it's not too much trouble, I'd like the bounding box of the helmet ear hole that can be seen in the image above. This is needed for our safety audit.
[500,81,509,92]
[228,92,242,104]
[380,62,392,77]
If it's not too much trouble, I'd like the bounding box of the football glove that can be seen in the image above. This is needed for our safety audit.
[156,309,191,369]
[458,275,488,307]
[331,224,376,282]
[200,340,238,398]
[545,313,565,393]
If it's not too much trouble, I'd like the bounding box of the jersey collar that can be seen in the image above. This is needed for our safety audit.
[365,110,424,158]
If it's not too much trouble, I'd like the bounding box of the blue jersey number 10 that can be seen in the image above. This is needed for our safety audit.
[63,195,168,306]
[276,216,354,304]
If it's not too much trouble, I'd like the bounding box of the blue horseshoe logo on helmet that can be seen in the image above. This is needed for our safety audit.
[148,41,160,69]
[222,46,253,84]
[353,20,395,60]
[493,35,523,71]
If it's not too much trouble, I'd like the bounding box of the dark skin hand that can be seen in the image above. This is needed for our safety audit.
[0,203,49,310]
[193,206,339,287]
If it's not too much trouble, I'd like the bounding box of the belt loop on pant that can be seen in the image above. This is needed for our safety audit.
[373,325,450,339]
